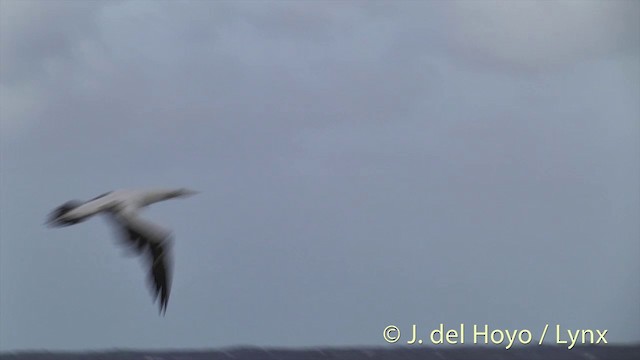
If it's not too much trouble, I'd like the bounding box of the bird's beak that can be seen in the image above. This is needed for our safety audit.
[181,189,199,197]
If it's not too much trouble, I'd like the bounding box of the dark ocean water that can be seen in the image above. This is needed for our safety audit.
[1,346,639,360]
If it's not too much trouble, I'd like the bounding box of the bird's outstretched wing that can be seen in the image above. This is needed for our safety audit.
[109,213,173,315]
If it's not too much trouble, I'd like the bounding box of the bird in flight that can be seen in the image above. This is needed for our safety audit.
[46,188,198,315]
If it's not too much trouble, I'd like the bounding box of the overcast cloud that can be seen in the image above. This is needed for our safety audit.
[1,0,638,351]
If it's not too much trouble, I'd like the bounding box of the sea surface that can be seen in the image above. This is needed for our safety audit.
[1,345,639,360]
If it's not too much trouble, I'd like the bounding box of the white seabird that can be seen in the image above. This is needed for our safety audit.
[46,188,198,315]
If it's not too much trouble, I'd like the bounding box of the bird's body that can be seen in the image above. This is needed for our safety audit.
[46,188,197,314]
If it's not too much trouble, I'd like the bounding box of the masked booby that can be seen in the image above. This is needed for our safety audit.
[46,188,198,315]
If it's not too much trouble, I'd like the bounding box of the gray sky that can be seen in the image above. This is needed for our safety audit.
[1,0,638,352]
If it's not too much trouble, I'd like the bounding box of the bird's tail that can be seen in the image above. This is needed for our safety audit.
[46,201,85,227]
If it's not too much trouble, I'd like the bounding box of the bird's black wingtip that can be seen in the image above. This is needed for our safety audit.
[159,300,168,316]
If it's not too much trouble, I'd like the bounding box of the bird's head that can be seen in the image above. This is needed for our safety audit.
[173,188,199,198]
[46,200,84,227]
